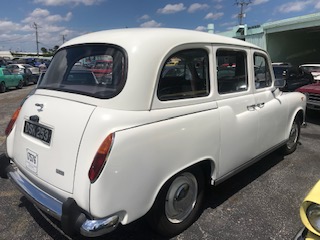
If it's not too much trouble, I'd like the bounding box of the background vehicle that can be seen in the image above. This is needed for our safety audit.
[295,180,320,239]
[296,82,320,111]
[90,59,113,84]
[0,67,23,93]
[299,64,320,83]
[6,64,39,85]
[272,65,314,91]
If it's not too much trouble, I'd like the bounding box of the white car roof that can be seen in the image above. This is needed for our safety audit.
[61,28,260,51]
[57,28,264,110]
[300,64,320,67]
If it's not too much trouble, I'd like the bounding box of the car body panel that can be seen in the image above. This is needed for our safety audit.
[9,94,96,193]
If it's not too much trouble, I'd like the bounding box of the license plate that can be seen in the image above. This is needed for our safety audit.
[26,149,38,174]
[24,120,52,144]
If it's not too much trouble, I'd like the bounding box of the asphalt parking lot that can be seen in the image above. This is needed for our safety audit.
[0,86,320,240]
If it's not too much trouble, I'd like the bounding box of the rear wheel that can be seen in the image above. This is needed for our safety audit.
[0,82,6,93]
[16,80,23,89]
[147,167,205,237]
[281,117,301,155]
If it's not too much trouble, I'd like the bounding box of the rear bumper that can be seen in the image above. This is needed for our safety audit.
[0,153,119,237]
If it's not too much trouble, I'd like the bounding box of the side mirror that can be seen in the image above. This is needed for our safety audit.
[274,78,286,88]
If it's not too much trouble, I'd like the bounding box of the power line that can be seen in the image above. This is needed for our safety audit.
[235,0,251,25]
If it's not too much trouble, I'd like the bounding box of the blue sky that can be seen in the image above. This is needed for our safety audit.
[1,0,320,52]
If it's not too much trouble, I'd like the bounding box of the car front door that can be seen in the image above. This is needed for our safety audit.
[253,51,288,153]
[2,69,14,87]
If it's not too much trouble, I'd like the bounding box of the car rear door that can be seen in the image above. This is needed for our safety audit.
[215,47,259,176]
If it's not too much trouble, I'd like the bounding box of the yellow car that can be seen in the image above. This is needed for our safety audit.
[295,181,320,239]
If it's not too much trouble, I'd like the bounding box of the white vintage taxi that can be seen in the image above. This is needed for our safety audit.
[1,28,306,237]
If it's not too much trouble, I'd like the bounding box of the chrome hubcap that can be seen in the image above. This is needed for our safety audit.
[165,172,198,223]
[287,121,298,149]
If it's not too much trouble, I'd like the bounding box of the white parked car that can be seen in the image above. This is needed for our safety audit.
[6,63,40,85]
[299,64,320,83]
[1,28,306,238]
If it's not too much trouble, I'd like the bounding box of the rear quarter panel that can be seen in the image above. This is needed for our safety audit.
[83,106,220,223]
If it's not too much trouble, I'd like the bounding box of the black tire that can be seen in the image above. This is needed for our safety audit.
[16,80,23,89]
[146,167,205,237]
[23,76,29,86]
[281,117,301,155]
[0,82,6,93]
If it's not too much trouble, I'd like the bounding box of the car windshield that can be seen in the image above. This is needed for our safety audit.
[22,64,33,68]
[38,44,127,99]
[273,67,287,78]
[301,66,320,73]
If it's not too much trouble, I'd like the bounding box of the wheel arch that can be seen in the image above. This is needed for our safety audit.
[147,158,216,214]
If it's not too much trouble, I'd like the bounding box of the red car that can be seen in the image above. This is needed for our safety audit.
[90,60,113,83]
[296,83,320,111]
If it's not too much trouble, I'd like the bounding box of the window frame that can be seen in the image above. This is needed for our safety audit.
[157,48,210,101]
[253,52,272,90]
[215,48,249,95]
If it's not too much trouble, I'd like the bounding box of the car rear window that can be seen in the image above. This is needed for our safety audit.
[38,44,127,99]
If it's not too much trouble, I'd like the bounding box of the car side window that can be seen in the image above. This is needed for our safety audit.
[157,49,209,101]
[254,54,272,89]
[216,49,248,94]
[3,69,11,75]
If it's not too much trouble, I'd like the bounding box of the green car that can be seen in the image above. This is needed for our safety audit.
[0,67,23,93]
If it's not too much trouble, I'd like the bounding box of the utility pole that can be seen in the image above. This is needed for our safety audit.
[32,22,40,56]
[62,34,67,44]
[235,0,251,25]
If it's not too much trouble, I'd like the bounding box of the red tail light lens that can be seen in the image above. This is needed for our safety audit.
[5,107,21,136]
[89,133,114,183]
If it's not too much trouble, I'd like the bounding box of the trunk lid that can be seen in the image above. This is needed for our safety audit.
[12,94,95,193]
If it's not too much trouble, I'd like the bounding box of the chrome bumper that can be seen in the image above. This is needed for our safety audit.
[0,154,119,237]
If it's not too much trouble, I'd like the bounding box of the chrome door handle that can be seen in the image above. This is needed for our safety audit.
[247,104,256,111]
[256,102,265,108]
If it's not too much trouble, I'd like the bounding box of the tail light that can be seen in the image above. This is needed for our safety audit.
[5,107,21,136]
[89,133,114,183]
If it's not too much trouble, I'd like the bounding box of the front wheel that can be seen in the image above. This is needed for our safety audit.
[281,117,301,155]
[146,168,205,237]
[16,80,23,89]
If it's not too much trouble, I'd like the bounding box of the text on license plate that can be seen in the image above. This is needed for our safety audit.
[24,121,52,144]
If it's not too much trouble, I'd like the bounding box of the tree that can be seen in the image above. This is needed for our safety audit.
[41,47,48,54]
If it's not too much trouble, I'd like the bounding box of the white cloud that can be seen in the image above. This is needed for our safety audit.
[195,26,207,31]
[220,21,237,27]
[252,0,269,5]
[157,3,186,14]
[23,8,72,24]
[275,0,320,13]
[33,0,103,6]
[214,4,223,10]
[205,12,224,20]
[138,15,150,21]
[0,21,21,33]
[277,2,306,13]
[140,20,162,28]
[188,3,209,13]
